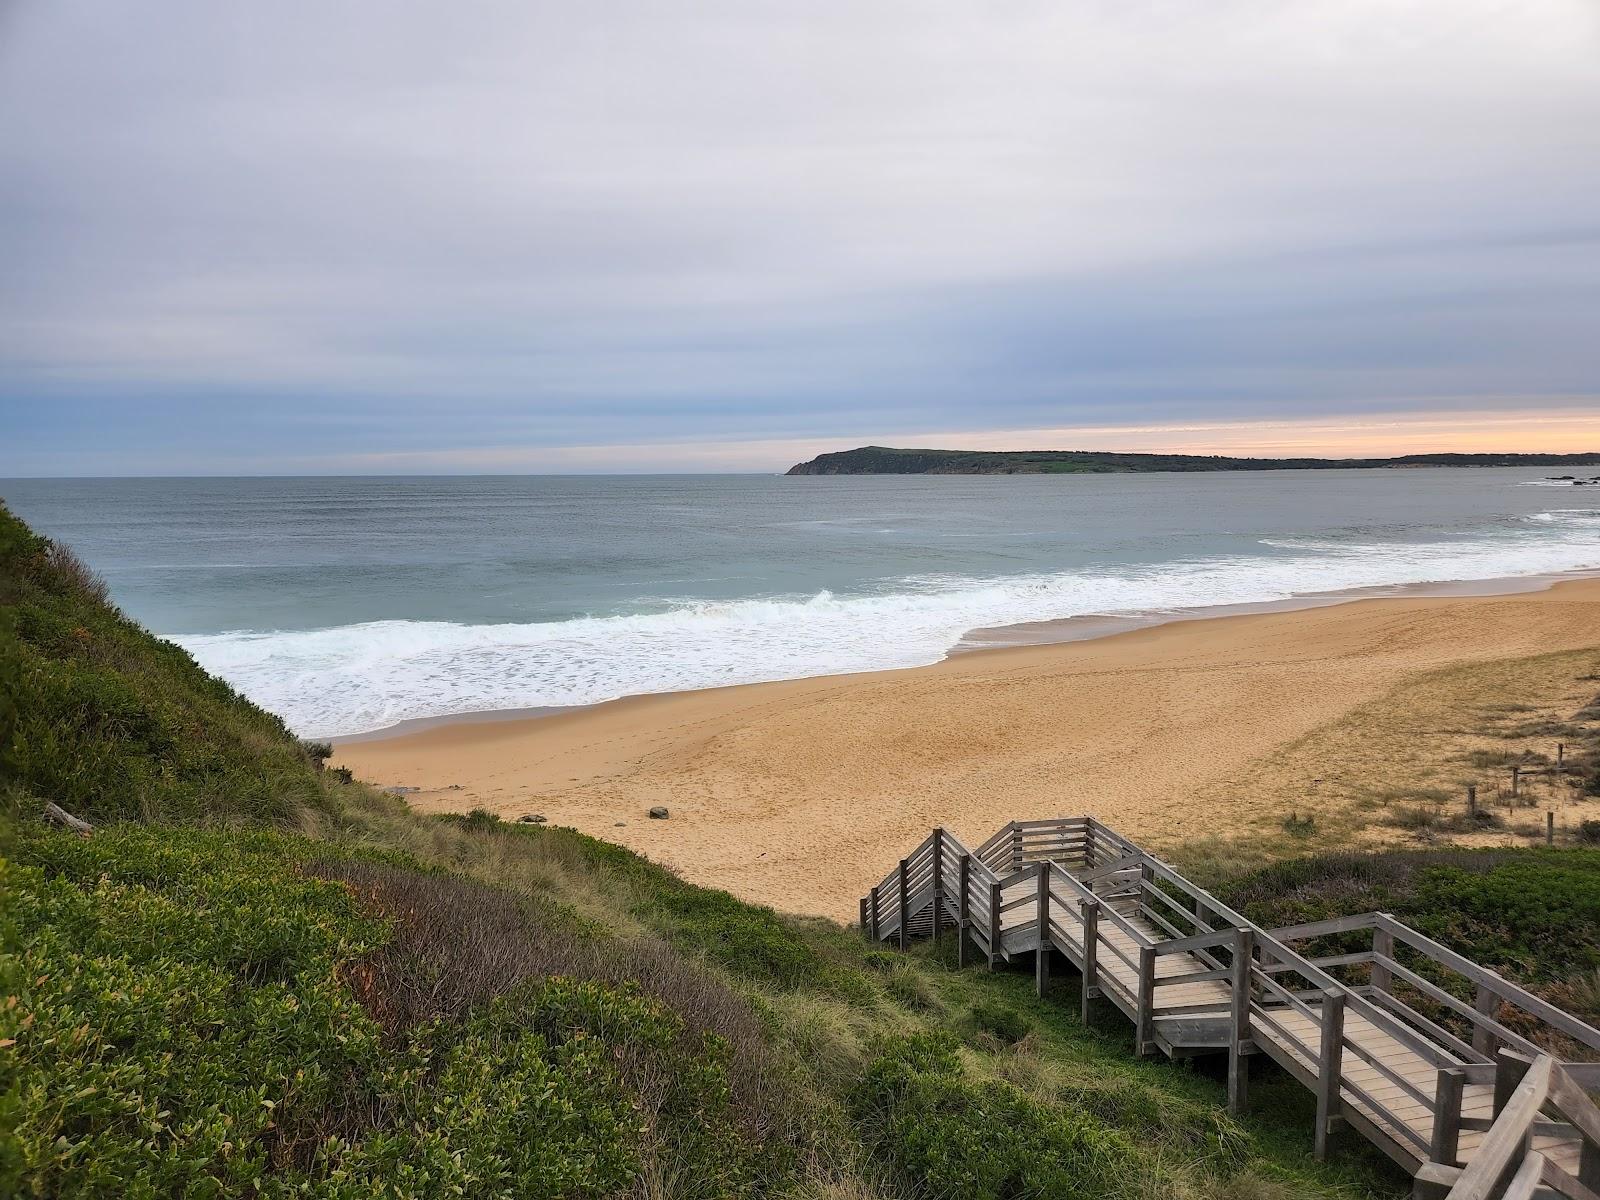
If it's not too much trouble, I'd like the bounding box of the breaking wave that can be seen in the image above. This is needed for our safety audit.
[173,508,1600,737]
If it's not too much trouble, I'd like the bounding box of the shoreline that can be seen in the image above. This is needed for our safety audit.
[334,577,1600,920]
[330,565,1600,745]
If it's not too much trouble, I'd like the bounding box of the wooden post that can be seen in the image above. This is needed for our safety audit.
[1582,1142,1600,1193]
[957,853,971,968]
[859,896,868,936]
[1136,944,1157,1056]
[1558,742,1566,769]
[1314,988,1347,1161]
[897,858,909,951]
[1511,765,1520,797]
[1581,1128,1600,1192]
[1372,926,1394,994]
[1035,864,1051,998]
[1011,824,1023,872]
[988,879,1002,968]
[1474,984,1500,1057]
[1081,899,1100,1026]
[869,886,880,942]
[1493,1049,1531,1115]
[931,828,945,941]
[1228,927,1254,1115]
[1431,1068,1465,1167]
[1467,785,1477,815]
[1546,811,1555,846]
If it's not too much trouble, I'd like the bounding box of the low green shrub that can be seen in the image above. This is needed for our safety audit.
[568,833,842,991]
[855,1033,1136,1200]
[8,825,779,1199]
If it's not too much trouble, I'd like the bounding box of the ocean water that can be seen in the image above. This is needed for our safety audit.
[4,470,1598,738]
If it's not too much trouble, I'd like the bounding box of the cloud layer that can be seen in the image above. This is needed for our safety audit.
[3,1,1598,473]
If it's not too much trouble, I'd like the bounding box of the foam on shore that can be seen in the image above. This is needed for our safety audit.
[176,508,1600,737]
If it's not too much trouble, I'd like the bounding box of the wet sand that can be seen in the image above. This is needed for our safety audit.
[334,579,1600,921]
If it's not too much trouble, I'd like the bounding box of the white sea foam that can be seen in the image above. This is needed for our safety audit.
[174,510,1600,737]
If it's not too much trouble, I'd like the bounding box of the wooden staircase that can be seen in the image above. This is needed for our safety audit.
[861,817,1600,1200]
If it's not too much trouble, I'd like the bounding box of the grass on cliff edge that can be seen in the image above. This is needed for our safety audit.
[0,494,1579,1198]
[0,501,330,825]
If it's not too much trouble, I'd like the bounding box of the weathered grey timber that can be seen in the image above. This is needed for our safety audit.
[860,816,1600,1200]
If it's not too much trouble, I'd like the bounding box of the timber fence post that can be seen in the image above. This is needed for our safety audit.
[957,852,971,968]
[988,879,1002,968]
[1081,899,1100,1026]
[897,858,909,951]
[1229,928,1254,1115]
[1431,1068,1465,1167]
[1372,925,1394,995]
[931,828,945,941]
[1314,988,1346,1161]
[1493,1048,1532,1115]
[869,886,880,942]
[1136,944,1157,1056]
[1474,984,1500,1058]
[1035,863,1051,997]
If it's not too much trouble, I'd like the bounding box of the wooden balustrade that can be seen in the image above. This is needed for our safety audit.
[858,815,1600,1197]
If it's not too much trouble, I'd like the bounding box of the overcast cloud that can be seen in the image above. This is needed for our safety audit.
[3,1,1599,474]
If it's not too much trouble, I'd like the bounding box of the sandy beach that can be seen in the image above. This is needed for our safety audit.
[335,579,1600,921]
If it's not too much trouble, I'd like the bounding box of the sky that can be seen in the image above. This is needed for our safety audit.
[2,0,1599,475]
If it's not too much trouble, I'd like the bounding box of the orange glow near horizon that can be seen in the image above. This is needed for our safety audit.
[902,409,1600,460]
[325,405,1600,473]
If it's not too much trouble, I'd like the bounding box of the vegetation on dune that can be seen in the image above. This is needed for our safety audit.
[0,504,329,824]
[9,826,778,1198]
[1217,846,1600,1036]
[2,494,1595,1197]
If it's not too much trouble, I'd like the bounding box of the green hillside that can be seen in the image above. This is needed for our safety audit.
[4,497,1596,1198]
[785,445,1600,475]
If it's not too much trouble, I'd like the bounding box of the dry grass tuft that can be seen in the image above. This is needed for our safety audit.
[42,540,111,605]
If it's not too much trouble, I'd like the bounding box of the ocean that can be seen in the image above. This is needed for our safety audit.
[5,470,1598,738]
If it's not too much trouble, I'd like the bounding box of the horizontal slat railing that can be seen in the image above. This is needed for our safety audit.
[1374,913,1600,1062]
[863,814,1600,1191]
[1273,910,1600,1067]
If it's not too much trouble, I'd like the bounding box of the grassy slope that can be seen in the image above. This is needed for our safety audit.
[0,508,329,825]
[0,496,1588,1199]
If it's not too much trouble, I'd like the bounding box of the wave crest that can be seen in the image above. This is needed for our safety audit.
[176,516,1600,737]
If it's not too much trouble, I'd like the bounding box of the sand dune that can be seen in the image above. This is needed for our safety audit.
[334,580,1600,921]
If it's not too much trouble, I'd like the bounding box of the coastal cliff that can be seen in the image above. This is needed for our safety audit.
[787,445,1600,475]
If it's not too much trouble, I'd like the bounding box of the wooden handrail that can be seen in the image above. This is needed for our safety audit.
[862,814,1600,1196]
[1373,913,1600,1057]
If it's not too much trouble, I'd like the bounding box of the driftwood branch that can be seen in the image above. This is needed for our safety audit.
[43,802,94,836]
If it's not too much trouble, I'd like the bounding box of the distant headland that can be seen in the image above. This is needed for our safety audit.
[786,445,1600,475]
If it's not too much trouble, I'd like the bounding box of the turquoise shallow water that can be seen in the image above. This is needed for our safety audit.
[4,470,1597,736]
